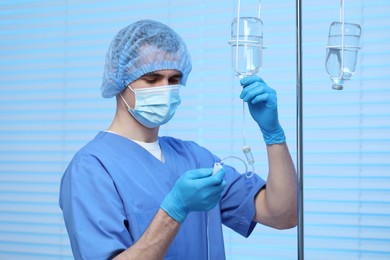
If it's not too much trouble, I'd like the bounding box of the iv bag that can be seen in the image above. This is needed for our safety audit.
[325,21,361,90]
[229,17,263,78]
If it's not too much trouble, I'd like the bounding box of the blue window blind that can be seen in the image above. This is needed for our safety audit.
[0,0,389,259]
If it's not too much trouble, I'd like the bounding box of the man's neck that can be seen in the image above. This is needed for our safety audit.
[108,108,159,143]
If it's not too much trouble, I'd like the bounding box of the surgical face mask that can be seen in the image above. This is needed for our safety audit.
[120,84,182,128]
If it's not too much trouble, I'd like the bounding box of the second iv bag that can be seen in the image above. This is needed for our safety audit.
[325,22,361,90]
[325,0,361,90]
[228,17,263,78]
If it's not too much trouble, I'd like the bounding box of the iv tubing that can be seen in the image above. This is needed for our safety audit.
[296,0,304,259]
[235,0,241,75]
[258,0,262,19]
[340,0,345,80]
[234,0,263,173]
[242,100,246,146]
[221,155,252,178]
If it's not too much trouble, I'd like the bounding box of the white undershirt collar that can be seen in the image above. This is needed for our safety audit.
[106,130,164,162]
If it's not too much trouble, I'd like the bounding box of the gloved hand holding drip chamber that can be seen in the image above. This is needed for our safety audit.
[161,167,226,223]
[240,75,286,145]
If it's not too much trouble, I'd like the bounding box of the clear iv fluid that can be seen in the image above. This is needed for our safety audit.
[231,36,263,77]
[229,17,263,78]
[325,22,361,89]
[326,35,359,86]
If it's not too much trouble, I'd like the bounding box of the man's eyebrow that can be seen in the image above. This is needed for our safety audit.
[142,72,182,78]
[171,73,182,78]
[141,73,162,79]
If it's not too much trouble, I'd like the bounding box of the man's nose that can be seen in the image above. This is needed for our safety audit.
[158,78,169,86]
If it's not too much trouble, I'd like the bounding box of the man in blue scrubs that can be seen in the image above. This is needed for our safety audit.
[59,19,297,260]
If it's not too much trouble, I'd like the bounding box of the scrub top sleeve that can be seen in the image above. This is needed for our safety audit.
[220,167,266,238]
[59,153,130,260]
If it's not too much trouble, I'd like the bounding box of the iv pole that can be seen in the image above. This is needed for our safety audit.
[296,0,304,259]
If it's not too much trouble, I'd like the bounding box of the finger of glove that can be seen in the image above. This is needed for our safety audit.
[186,185,223,212]
[241,86,277,109]
[221,178,227,189]
[184,168,213,180]
[213,168,225,183]
[206,178,226,196]
[194,180,226,211]
[240,81,275,99]
[204,194,223,211]
[251,93,278,109]
[210,180,226,197]
[200,168,225,187]
[240,75,265,87]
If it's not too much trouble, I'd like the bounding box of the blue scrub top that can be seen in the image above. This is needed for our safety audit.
[59,131,266,259]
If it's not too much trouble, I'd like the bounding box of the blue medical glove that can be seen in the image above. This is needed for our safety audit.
[160,167,226,223]
[240,75,286,145]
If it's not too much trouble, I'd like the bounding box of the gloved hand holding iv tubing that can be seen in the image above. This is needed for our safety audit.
[161,167,226,223]
[240,75,286,145]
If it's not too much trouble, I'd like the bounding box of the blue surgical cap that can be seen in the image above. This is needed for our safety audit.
[101,19,192,98]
